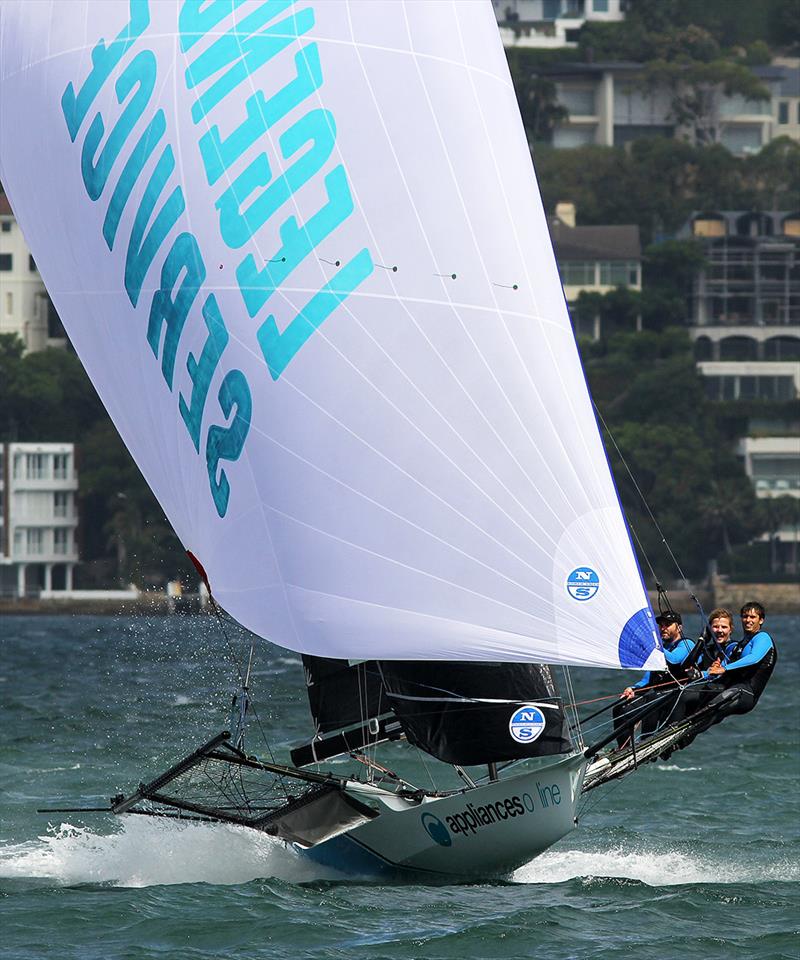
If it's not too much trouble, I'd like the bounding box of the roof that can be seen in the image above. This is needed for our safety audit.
[550,221,641,261]
[541,61,642,77]
[753,64,800,97]
[0,193,12,216]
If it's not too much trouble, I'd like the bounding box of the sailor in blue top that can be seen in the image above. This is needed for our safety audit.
[611,611,694,748]
[669,601,777,744]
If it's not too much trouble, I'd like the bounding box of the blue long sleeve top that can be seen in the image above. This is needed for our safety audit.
[632,636,695,689]
[703,630,774,679]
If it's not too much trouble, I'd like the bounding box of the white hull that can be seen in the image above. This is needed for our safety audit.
[301,753,587,879]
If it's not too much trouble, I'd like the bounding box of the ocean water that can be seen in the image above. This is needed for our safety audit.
[1,614,797,960]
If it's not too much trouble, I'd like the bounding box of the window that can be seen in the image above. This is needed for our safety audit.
[26,529,43,555]
[751,456,800,492]
[1,220,10,232]
[54,491,69,518]
[54,529,70,555]
[53,454,69,479]
[720,125,763,155]
[778,101,789,124]
[26,454,46,479]
[13,529,22,555]
[0,253,11,271]
[593,0,609,10]
[599,261,639,286]
[560,86,596,116]
[553,125,596,148]
[561,261,596,285]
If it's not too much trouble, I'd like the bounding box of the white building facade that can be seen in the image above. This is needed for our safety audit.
[542,61,800,156]
[0,442,79,598]
[494,0,624,49]
[0,195,65,352]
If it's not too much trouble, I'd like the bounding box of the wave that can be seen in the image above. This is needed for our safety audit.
[513,845,800,886]
[0,818,336,888]
[2,820,796,890]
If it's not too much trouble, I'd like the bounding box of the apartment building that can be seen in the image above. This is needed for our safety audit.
[0,443,79,598]
[0,195,65,352]
[681,210,800,573]
[684,210,800,402]
[541,61,799,155]
[493,0,624,49]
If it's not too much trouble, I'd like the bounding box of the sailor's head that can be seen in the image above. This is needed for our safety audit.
[740,602,765,635]
[708,608,734,645]
[656,610,682,641]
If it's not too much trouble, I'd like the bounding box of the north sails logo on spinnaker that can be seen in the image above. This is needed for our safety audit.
[566,567,600,601]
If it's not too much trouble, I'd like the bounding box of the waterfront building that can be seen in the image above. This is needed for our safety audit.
[0,443,79,598]
[538,61,799,156]
[684,210,800,402]
[493,0,623,50]
[682,210,800,575]
[551,202,641,339]
[0,195,65,352]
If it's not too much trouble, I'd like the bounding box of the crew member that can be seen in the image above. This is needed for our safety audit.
[611,611,693,749]
[668,601,777,748]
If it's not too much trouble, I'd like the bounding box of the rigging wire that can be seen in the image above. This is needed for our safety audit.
[592,401,713,627]
[207,598,278,767]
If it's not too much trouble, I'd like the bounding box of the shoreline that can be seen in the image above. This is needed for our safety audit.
[1,585,797,617]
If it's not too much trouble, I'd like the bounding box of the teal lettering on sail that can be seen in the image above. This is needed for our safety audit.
[236,165,356,317]
[124,146,185,306]
[198,45,322,186]
[180,294,231,451]
[186,2,308,123]
[81,50,157,201]
[103,110,167,250]
[217,108,336,249]
[61,0,151,140]
[147,232,205,388]
[206,370,253,517]
[178,0,248,53]
[257,248,374,380]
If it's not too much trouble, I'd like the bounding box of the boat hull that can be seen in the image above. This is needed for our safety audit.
[301,753,586,879]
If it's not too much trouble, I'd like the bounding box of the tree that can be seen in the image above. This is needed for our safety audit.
[581,329,761,580]
[643,58,769,146]
[506,49,570,144]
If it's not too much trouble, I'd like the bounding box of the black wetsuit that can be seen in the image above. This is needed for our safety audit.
[611,636,694,748]
[668,630,777,745]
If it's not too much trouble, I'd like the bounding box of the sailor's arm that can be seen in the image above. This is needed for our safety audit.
[712,632,773,675]
[622,672,651,699]
[664,638,694,665]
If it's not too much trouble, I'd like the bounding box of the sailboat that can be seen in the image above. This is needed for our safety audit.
[0,0,666,878]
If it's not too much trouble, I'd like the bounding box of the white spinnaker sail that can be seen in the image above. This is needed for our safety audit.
[0,0,663,670]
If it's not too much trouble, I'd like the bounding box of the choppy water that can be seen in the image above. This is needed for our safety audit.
[1,614,798,960]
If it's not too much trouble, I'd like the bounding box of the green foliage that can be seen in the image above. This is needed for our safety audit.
[0,334,186,586]
[0,335,103,441]
[581,328,762,579]
[579,0,792,57]
[535,137,800,245]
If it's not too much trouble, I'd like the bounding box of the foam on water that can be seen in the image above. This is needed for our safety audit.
[0,818,336,888]
[513,846,800,886]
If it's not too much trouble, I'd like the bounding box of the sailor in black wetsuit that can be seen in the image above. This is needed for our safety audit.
[668,601,777,748]
[611,611,693,748]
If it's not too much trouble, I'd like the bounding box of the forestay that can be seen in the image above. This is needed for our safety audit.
[0,0,663,670]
